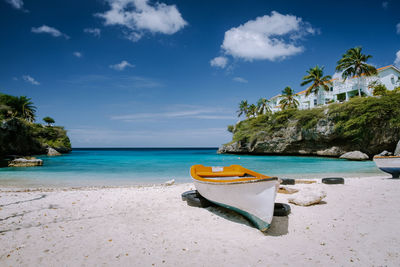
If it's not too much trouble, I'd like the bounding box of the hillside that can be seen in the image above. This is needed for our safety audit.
[0,93,71,158]
[219,93,400,157]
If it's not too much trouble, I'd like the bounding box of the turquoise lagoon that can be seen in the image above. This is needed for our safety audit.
[0,148,383,187]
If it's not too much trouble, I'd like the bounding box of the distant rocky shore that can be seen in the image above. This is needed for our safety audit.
[0,118,71,167]
[219,94,400,160]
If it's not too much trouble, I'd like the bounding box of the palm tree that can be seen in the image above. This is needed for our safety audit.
[248,104,257,118]
[336,47,377,97]
[237,100,249,118]
[0,94,36,122]
[279,86,299,110]
[301,66,332,98]
[257,98,270,115]
[13,96,36,122]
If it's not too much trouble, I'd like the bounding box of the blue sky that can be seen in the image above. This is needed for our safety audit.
[1,0,399,147]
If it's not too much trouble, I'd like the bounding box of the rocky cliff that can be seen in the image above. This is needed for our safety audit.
[219,93,400,157]
[0,118,71,158]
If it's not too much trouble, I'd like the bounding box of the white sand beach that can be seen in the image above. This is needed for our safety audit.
[1,175,400,266]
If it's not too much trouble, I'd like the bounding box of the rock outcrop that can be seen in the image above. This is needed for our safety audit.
[47,147,61,156]
[219,95,400,158]
[339,151,369,161]
[0,118,71,158]
[8,157,43,167]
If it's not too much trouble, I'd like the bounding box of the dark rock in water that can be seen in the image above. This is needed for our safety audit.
[339,151,369,161]
[395,140,400,156]
[8,157,43,167]
[47,147,61,156]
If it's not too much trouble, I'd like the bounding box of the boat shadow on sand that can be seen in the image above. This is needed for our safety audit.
[205,206,289,236]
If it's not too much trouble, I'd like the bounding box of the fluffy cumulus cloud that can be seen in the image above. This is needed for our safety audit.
[73,52,82,58]
[96,0,187,42]
[31,25,70,39]
[397,23,400,34]
[210,56,228,68]
[22,75,40,85]
[109,60,134,70]
[233,77,248,83]
[395,50,400,67]
[5,0,24,9]
[84,28,101,37]
[217,11,316,62]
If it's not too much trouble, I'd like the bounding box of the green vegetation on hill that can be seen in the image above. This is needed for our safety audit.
[0,93,71,157]
[226,91,400,155]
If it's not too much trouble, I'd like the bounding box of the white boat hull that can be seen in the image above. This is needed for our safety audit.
[193,179,278,231]
[373,156,400,178]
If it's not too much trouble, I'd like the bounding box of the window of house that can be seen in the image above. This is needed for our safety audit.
[330,87,333,91]
[314,99,317,106]
[391,76,395,84]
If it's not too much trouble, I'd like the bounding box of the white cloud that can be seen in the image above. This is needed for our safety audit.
[65,74,161,89]
[233,77,248,83]
[382,1,388,9]
[397,23,400,34]
[219,11,316,62]
[96,0,187,42]
[31,25,70,39]
[5,0,23,9]
[73,52,82,58]
[22,75,40,85]
[210,56,228,68]
[84,28,101,37]
[395,50,400,67]
[110,105,234,122]
[109,60,134,70]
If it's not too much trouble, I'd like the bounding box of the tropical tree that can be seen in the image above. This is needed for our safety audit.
[301,66,332,98]
[43,116,55,126]
[248,104,257,118]
[237,100,249,118]
[0,94,36,122]
[279,86,299,110]
[336,46,377,97]
[257,98,271,115]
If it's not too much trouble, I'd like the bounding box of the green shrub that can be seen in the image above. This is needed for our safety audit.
[372,84,388,96]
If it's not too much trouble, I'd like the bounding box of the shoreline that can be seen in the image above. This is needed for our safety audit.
[1,175,400,265]
[0,172,388,189]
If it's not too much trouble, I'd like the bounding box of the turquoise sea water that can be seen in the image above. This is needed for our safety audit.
[0,148,383,187]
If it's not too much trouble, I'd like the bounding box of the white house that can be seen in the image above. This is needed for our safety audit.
[270,65,400,112]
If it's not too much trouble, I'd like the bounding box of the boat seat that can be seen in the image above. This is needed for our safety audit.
[197,171,246,177]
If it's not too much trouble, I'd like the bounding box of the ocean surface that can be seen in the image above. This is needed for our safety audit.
[0,148,383,187]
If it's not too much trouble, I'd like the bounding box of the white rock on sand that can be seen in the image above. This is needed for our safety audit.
[1,176,400,266]
[288,187,327,206]
[164,179,175,186]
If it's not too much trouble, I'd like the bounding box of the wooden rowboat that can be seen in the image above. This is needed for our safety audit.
[190,164,280,232]
[373,156,400,178]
